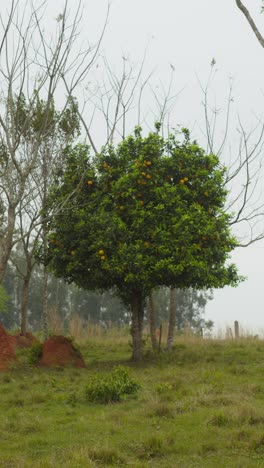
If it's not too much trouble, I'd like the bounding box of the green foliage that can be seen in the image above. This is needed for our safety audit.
[84,365,140,403]
[9,93,80,142]
[0,284,9,313]
[155,382,173,393]
[27,342,43,366]
[40,126,241,306]
[15,342,43,367]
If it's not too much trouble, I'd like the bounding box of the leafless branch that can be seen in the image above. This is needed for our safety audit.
[235,0,264,48]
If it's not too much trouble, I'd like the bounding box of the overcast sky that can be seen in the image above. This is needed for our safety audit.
[49,0,264,332]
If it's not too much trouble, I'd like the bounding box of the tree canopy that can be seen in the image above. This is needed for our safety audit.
[40,126,241,359]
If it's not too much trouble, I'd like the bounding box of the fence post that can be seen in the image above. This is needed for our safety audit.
[234,321,240,339]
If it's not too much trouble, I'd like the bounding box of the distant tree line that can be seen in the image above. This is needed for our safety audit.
[0,244,213,334]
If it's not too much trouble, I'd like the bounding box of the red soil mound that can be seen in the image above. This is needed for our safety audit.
[39,336,85,368]
[0,324,17,371]
[12,332,38,349]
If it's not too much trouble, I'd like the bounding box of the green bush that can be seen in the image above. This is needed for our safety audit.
[0,285,9,313]
[84,366,140,404]
[27,343,43,366]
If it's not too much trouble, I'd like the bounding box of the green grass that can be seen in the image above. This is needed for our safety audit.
[2,336,264,466]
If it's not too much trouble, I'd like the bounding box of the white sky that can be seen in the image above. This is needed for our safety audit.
[48,0,264,331]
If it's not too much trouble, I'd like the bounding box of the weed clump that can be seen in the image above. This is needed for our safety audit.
[84,366,140,403]
[208,411,231,427]
[133,435,165,460]
[155,382,173,393]
[151,402,175,419]
[88,446,124,465]
[28,342,43,366]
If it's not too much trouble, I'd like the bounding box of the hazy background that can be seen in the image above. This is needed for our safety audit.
[48,0,264,331]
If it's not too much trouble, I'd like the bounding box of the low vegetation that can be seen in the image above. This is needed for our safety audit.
[1,334,264,466]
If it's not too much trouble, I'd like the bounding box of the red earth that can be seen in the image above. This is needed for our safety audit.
[39,335,86,368]
[0,324,17,371]
[0,326,85,370]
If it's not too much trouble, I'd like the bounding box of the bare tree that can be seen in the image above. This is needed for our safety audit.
[196,65,264,247]
[10,202,41,335]
[0,0,109,283]
[8,95,80,335]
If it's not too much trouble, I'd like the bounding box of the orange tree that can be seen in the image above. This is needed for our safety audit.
[40,125,240,360]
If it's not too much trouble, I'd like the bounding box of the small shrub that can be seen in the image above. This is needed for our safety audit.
[84,366,140,404]
[27,342,43,366]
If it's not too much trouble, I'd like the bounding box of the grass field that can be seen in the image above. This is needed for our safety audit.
[1,334,264,467]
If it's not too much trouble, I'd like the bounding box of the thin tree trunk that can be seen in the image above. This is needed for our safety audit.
[149,292,158,350]
[0,255,9,284]
[0,206,16,283]
[20,273,31,335]
[42,267,49,339]
[42,146,49,339]
[131,293,144,361]
[167,287,177,351]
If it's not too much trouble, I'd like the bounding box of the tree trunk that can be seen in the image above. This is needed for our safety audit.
[21,273,31,335]
[42,267,49,339]
[0,205,16,283]
[149,292,158,351]
[167,287,177,351]
[42,145,49,340]
[131,293,144,361]
[0,255,9,284]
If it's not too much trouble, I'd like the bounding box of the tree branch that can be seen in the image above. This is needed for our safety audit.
[235,0,264,48]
